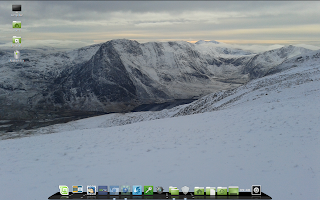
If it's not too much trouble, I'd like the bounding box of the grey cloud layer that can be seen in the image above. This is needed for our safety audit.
[1,1,320,48]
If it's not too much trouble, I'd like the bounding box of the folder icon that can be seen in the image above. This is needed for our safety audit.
[228,186,239,195]
[12,21,21,28]
[205,187,215,195]
[169,186,177,194]
[194,187,204,195]
[171,188,179,195]
[12,36,21,44]
[217,187,227,195]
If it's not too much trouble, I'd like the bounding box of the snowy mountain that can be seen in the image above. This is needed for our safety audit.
[0,43,102,119]
[20,49,320,138]
[195,40,220,44]
[241,45,313,79]
[1,46,318,200]
[194,40,254,57]
[0,39,314,120]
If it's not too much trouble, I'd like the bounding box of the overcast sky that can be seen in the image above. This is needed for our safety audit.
[1,1,320,50]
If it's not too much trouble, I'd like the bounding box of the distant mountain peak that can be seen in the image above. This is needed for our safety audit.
[195,40,220,45]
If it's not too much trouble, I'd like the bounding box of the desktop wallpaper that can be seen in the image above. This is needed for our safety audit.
[0,1,319,200]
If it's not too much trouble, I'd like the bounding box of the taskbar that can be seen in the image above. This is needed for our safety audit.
[48,192,272,199]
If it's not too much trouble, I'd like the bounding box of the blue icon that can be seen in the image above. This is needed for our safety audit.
[98,186,108,195]
[87,185,96,195]
[110,185,120,195]
[132,185,142,195]
[121,185,131,195]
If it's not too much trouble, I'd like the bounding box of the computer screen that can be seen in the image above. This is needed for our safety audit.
[0,1,319,200]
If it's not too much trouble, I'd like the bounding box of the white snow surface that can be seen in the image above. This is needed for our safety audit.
[1,51,320,200]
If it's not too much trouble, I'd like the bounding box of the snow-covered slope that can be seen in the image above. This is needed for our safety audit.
[194,40,254,57]
[38,41,315,113]
[0,44,101,119]
[0,49,319,200]
[20,49,319,136]
[241,45,313,79]
[0,40,314,120]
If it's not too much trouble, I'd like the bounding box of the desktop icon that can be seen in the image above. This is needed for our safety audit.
[12,36,21,44]
[98,186,108,195]
[169,186,177,194]
[144,186,154,195]
[110,185,120,195]
[156,186,164,194]
[228,186,239,195]
[194,187,204,195]
[87,185,96,195]
[72,185,83,193]
[121,185,131,195]
[14,50,20,59]
[251,185,261,195]
[171,188,179,196]
[216,187,227,195]
[132,185,142,195]
[181,186,189,195]
[12,21,21,28]
[59,185,69,195]
[205,187,215,195]
[12,5,21,12]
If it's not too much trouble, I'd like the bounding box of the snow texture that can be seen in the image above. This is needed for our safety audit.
[0,49,319,200]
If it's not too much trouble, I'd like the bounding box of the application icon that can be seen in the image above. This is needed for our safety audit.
[110,185,120,195]
[228,186,239,195]
[251,185,261,195]
[12,21,21,28]
[132,185,142,195]
[156,186,164,194]
[12,36,21,44]
[205,187,215,195]
[87,185,96,195]
[169,186,177,194]
[181,186,189,195]
[98,186,108,195]
[14,50,20,59]
[194,187,204,195]
[171,188,179,196]
[216,187,227,195]
[72,185,83,193]
[121,185,131,195]
[59,185,69,195]
[12,5,21,12]
[144,186,153,195]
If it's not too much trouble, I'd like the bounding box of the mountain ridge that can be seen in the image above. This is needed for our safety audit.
[14,48,320,139]
[0,39,315,120]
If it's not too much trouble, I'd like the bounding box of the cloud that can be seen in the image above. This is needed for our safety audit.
[0,1,320,49]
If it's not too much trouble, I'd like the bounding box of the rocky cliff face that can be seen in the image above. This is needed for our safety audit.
[0,39,313,119]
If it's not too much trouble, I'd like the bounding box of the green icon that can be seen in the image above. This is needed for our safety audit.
[12,36,21,44]
[59,185,69,195]
[169,186,177,194]
[12,21,21,28]
[171,188,179,196]
[228,186,239,195]
[217,187,227,195]
[194,187,204,195]
[205,187,215,195]
[144,186,153,195]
